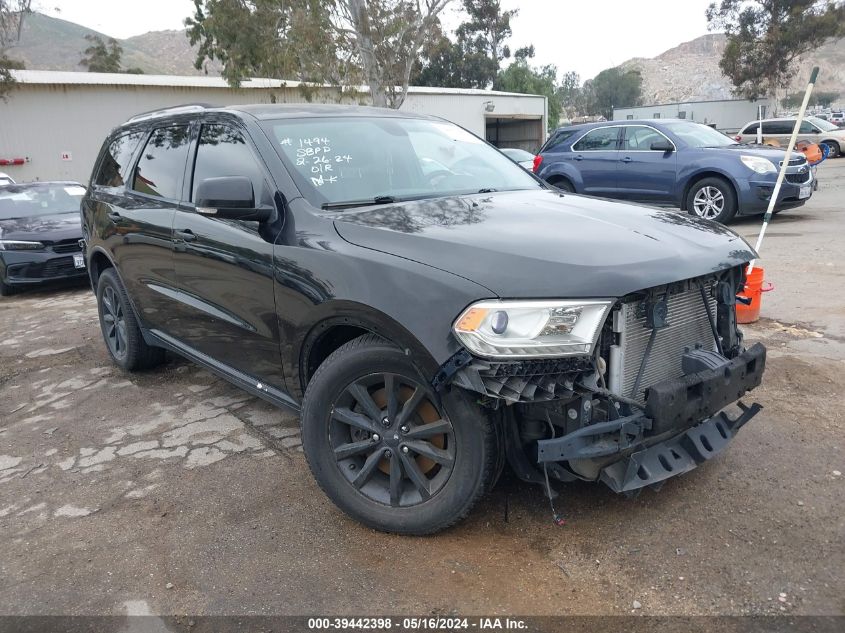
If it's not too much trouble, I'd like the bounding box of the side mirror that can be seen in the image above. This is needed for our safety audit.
[650,139,674,152]
[195,176,272,222]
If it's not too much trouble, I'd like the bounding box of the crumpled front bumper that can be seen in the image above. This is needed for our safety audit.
[599,401,761,493]
[536,343,766,493]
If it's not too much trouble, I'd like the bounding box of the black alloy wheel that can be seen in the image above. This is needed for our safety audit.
[101,284,128,361]
[330,372,456,508]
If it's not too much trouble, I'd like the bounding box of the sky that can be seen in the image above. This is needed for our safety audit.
[37,0,717,81]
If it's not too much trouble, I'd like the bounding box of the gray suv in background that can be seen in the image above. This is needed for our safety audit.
[736,116,845,158]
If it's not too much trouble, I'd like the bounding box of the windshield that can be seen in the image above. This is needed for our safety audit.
[262,117,540,207]
[0,183,85,220]
[809,116,838,132]
[661,121,736,148]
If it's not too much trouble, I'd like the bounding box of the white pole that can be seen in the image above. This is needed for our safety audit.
[748,67,819,274]
[756,103,763,145]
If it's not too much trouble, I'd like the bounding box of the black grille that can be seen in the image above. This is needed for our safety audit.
[52,240,82,254]
[41,256,77,277]
[779,157,806,167]
[785,171,810,184]
[453,357,594,402]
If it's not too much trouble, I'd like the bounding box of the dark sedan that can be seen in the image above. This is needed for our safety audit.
[0,181,87,295]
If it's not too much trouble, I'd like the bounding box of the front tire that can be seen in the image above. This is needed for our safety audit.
[96,268,165,371]
[300,334,497,535]
[686,176,737,223]
[0,280,15,296]
[820,141,840,159]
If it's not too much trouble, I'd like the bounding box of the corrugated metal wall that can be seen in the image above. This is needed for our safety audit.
[0,82,546,183]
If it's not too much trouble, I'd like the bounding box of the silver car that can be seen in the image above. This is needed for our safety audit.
[735,116,844,158]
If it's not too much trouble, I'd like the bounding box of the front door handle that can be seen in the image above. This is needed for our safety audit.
[621,156,633,163]
[175,229,197,242]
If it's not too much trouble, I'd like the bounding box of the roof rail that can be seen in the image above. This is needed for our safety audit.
[126,103,212,123]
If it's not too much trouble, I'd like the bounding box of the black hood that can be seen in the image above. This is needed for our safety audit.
[0,212,82,244]
[333,190,755,298]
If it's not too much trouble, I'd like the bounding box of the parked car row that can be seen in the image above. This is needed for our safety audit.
[532,119,814,223]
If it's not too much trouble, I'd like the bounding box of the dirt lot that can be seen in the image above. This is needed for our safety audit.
[1,161,843,618]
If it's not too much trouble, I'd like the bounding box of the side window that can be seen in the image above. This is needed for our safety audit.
[543,130,576,152]
[798,120,817,134]
[623,126,668,151]
[742,122,759,135]
[192,124,265,202]
[573,127,619,151]
[761,121,791,135]
[95,131,144,187]
[132,125,191,200]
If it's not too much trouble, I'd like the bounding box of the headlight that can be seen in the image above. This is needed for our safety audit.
[0,240,44,251]
[740,155,776,174]
[453,299,612,359]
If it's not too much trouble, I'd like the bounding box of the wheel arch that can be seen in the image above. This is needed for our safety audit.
[295,301,441,400]
[88,246,115,288]
[680,170,739,211]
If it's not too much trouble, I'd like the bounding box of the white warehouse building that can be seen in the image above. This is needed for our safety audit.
[613,98,774,134]
[0,70,547,184]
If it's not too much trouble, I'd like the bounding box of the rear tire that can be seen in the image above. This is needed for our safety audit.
[686,177,737,223]
[300,334,498,535]
[96,268,165,371]
[549,178,575,193]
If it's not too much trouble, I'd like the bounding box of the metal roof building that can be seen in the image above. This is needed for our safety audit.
[0,70,547,183]
[613,97,774,133]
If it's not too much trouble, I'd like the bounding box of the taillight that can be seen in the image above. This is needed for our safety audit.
[532,154,543,173]
[734,135,742,141]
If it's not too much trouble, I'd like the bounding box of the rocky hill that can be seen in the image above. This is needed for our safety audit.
[7,12,220,76]
[619,33,845,105]
[7,12,844,105]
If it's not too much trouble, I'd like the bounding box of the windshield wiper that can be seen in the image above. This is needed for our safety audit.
[477,188,497,193]
[321,195,398,210]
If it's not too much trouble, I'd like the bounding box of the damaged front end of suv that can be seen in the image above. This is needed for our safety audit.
[436,264,765,500]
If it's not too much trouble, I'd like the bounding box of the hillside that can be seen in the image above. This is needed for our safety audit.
[6,12,844,105]
[619,33,845,104]
[7,12,220,76]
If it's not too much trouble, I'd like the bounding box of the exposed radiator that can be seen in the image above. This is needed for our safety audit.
[608,282,717,402]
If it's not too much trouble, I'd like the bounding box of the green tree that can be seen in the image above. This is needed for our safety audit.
[79,34,123,73]
[187,0,451,109]
[812,89,839,107]
[706,0,845,101]
[555,70,580,119]
[413,0,517,89]
[0,0,31,100]
[588,66,643,119]
[493,47,562,130]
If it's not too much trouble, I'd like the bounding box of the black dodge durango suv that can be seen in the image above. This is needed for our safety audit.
[82,104,765,534]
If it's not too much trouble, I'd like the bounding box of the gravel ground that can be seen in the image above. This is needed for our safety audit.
[0,161,843,617]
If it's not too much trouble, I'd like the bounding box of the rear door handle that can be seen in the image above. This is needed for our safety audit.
[573,154,584,161]
[107,211,121,221]
[175,229,197,242]
[621,156,633,163]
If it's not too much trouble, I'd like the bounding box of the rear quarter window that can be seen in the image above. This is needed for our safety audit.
[541,130,576,153]
[95,131,145,187]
